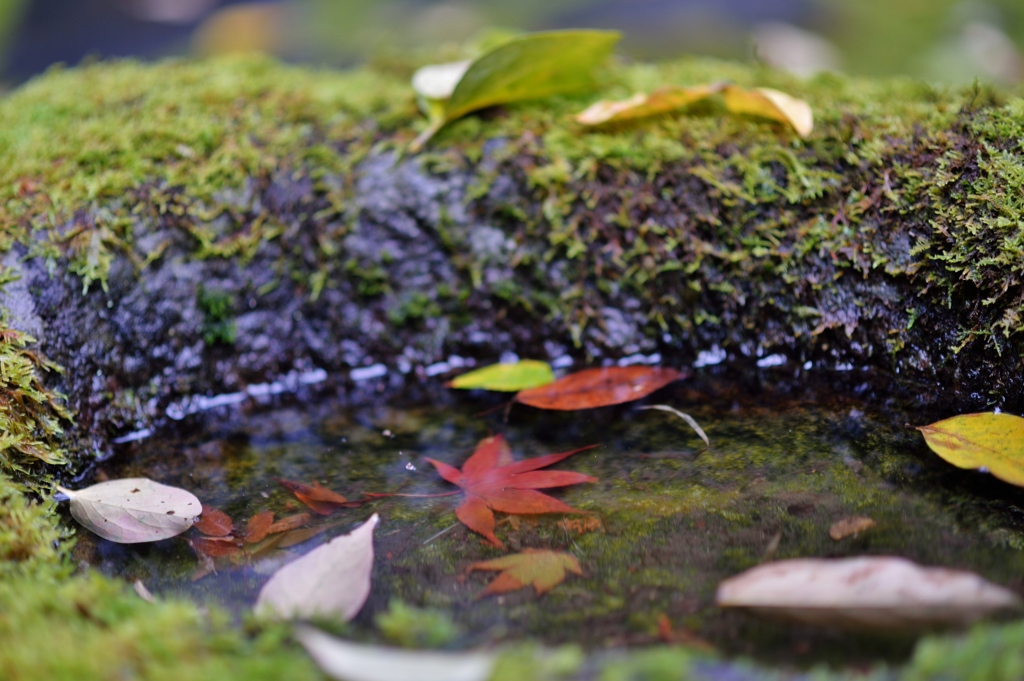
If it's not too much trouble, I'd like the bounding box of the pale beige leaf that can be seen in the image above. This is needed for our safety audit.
[574,83,723,126]
[829,516,876,541]
[636,404,710,448]
[722,86,813,137]
[57,478,199,543]
[133,580,155,603]
[255,514,378,621]
[716,556,1019,630]
[295,626,495,681]
[411,60,472,101]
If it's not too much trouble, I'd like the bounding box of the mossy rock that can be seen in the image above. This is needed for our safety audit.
[2,54,1024,679]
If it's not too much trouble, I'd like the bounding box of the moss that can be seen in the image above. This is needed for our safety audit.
[0,471,67,579]
[902,621,1024,681]
[375,598,461,648]
[198,285,237,345]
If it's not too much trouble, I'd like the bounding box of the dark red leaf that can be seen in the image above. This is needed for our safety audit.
[515,366,683,410]
[193,506,233,537]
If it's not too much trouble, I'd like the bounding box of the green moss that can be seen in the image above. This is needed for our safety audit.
[0,471,67,579]
[198,285,238,345]
[375,598,461,648]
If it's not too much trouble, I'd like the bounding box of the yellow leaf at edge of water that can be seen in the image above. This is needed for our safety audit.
[917,412,1024,486]
[448,359,554,392]
[722,85,813,138]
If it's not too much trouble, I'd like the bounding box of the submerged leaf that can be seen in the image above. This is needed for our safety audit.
[295,626,495,681]
[917,412,1024,487]
[516,366,683,411]
[193,506,233,537]
[448,359,554,392]
[279,479,354,515]
[190,535,243,558]
[716,556,1020,630]
[57,477,200,543]
[244,510,275,543]
[425,435,596,548]
[410,30,620,150]
[469,548,582,596]
[256,514,378,621]
[267,512,312,535]
[575,83,724,125]
[722,86,813,137]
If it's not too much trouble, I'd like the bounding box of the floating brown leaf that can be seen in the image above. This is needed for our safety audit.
[715,556,1020,630]
[193,506,233,537]
[829,516,876,541]
[425,435,596,548]
[515,366,683,411]
[245,510,275,543]
[279,479,355,515]
[469,548,582,596]
[268,512,312,535]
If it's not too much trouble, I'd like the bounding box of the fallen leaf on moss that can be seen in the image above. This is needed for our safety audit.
[917,412,1024,487]
[469,548,582,596]
[279,479,356,515]
[425,435,596,548]
[256,514,378,620]
[448,359,554,392]
[295,625,495,681]
[410,30,620,150]
[516,366,683,411]
[193,506,233,536]
[715,556,1020,630]
[57,477,200,543]
[575,83,724,125]
[245,510,275,543]
[722,85,813,137]
[829,516,875,541]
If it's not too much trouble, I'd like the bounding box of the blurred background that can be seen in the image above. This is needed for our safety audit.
[0,0,1022,85]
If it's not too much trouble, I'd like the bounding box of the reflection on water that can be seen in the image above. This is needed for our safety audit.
[70,376,1024,669]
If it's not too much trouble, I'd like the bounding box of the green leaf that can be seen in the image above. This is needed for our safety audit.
[410,29,620,150]
[448,359,554,392]
[917,412,1024,487]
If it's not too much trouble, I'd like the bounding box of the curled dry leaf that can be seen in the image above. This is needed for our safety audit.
[575,83,724,125]
[516,366,684,411]
[295,625,495,681]
[469,548,582,596]
[425,435,597,548]
[255,514,378,621]
[447,359,554,392]
[722,85,813,137]
[917,412,1024,487]
[716,556,1020,631]
[57,477,200,543]
[829,516,876,541]
[245,510,275,543]
[193,506,233,536]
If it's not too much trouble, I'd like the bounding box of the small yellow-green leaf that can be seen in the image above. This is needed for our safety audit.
[722,85,813,137]
[917,412,1024,486]
[575,83,724,126]
[411,29,620,150]
[448,360,554,392]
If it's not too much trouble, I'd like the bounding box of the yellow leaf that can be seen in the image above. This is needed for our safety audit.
[722,85,813,137]
[469,548,582,596]
[574,83,724,126]
[448,359,554,392]
[917,412,1024,486]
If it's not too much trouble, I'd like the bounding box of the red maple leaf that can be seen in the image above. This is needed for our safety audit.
[425,435,597,548]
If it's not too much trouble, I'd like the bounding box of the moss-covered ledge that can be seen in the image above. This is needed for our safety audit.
[3,54,1024,680]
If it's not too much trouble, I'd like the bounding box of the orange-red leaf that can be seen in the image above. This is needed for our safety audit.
[425,435,596,548]
[515,366,683,410]
[190,536,243,558]
[245,510,275,543]
[469,548,582,595]
[268,512,312,534]
[194,506,233,537]
[279,479,353,515]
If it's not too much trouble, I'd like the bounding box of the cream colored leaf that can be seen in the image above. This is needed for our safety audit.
[575,83,723,126]
[828,516,875,541]
[715,556,1019,630]
[636,404,710,448]
[57,477,199,543]
[412,60,472,101]
[722,85,813,137]
[255,514,378,621]
[295,626,495,681]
